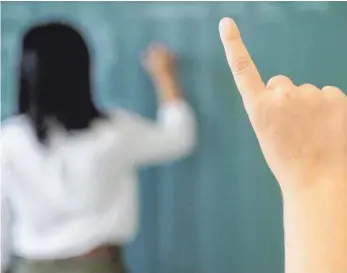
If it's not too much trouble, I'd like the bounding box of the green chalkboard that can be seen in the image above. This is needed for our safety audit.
[2,2,347,273]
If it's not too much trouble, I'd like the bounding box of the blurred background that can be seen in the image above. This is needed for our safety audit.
[1,2,347,273]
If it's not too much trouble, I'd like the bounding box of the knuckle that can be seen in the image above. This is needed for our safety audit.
[267,75,291,89]
[322,85,341,93]
[270,75,289,82]
[231,56,251,75]
[299,83,316,89]
[322,86,346,99]
[298,84,320,97]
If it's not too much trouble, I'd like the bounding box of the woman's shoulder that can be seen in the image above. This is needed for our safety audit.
[1,114,29,138]
[101,108,145,126]
[1,115,30,159]
[91,108,149,142]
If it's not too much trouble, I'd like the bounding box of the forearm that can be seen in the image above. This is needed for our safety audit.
[282,179,347,273]
[152,73,182,103]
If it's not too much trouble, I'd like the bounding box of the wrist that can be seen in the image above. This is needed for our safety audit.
[281,173,347,205]
[152,70,175,84]
[278,163,347,194]
[158,88,181,103]
[153,74,182,103]
[282,176,347,273]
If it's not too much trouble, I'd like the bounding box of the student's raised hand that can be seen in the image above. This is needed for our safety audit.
[219,18,347,190]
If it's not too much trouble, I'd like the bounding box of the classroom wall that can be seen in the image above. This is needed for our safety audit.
[2,2,347,273]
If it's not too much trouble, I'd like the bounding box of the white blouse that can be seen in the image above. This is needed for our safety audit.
[0,100,196,271]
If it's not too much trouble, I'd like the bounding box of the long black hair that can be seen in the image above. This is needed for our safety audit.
[18,21,104,144]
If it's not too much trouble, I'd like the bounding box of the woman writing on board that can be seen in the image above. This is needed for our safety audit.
[1,22,196,273]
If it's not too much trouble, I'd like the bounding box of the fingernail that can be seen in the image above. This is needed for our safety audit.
[219,18,226,32]
[219,17,233,33]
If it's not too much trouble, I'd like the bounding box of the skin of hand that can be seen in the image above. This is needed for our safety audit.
[142,43,175,79]
[219,18,347,190]
[219,17,347,273]
[141,44,181,102]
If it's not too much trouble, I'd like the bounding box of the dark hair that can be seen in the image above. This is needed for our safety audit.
[18,21,105,144]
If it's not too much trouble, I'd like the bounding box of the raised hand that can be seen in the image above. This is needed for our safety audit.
[219,17,347,273]
[219,17,347,190]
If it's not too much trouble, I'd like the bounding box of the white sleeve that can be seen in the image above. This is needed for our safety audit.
[1,148,12,272]
[1,189,11,273]
[123,100,197,166]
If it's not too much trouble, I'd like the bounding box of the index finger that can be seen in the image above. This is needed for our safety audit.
[219,18,265,101]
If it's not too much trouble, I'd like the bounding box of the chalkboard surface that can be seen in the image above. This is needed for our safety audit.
[2,2,347,273]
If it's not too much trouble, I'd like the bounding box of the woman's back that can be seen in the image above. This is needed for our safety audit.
[2,98,195,260]
[2,111,133,259]
[2,102,196,261]
[1,21,196,272]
